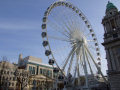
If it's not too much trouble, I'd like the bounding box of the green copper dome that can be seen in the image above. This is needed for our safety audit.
[106,1,117,11]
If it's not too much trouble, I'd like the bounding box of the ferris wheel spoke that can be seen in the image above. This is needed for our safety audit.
[76,56,81,85]
[62,10,78,33]
[62,46,77,71]
[62,43,81,71]
[49,19,71,38]
[72,62,77,85]
[48,35,70,42]
[84,49,94,75]
[85,46,108,83]
[52,45,71,53]
[88,44,96,51]
[50,7,72,36]
[67,52,75,75]
[82,44,89,87]
[48,20,70,38]
[85,32,92,37]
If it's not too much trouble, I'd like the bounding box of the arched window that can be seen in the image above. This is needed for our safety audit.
[110,19,116,30]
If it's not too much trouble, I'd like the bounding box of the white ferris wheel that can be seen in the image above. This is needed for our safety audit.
[41,0,107,90]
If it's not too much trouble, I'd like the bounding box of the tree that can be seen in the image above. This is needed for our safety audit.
[14,68,29,90]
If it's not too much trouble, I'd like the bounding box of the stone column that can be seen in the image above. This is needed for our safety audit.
[109,48,117,70]
[106,49,113,70]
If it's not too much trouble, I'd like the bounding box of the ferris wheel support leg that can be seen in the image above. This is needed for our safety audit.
[67,52,75,75]
[85,51,94,76]
[82,44,90,90]
[85,46,108,84]
[76,53,81,86]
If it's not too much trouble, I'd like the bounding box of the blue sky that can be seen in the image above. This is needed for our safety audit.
[0,0,120,75]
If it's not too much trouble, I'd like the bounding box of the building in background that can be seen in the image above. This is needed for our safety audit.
[18,54,56,90]
[0,54,57,90]
[102,1,120,90]
[0,61,29,90]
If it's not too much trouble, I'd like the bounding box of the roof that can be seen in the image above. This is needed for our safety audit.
[106,1,117,11]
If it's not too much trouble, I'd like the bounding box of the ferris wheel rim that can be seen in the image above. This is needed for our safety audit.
[42,0,101,69]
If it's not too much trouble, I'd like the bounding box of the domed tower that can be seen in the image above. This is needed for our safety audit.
[18,54,23,66]
[102,1,120,90]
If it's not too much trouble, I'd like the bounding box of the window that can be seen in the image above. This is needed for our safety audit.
[13,77,16,81]
[12,83,14,86]
[7,71,9,74]
[4,71,6,74]
[43,69,46,75]
[20,73,22,76]
[3,76,5,80]
[9,82,11,86]
[1,70,3,74]
[6,77,8,80]
[40,69,42,74]
[11,72,13,75]
[32,67,35,74]
[47,70,49,76]
[9,77,12,80]
[110,12,112,15]
[113,33,118,38]
[117,48,120,55]
[110,19,116,30]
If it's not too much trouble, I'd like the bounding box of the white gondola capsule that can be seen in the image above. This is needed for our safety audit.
[97,57,101,60]
[62,2,65,6]
[49,59,54,65]
[47,7,50,10]
[92,34,95,37]
[87,25,90,28]
[42,24,46,29]
[79,13,82,16]
[43,17,47,22]
[53,67,59,73]
[42,41,48,47]
[41,32,47,38]
[65,3,69,7]
[76,10,79,13]
[95,43,98,46]
[85,21,88,24]
[97,53,100,56]
[96,48,99,51]
[93,38,97,41]
[90,29,93,32]
[45,50,51,56]
[44,11,48,16]
[72,7,76,11]
[69,5,72,8]
[82,17,85,20]
[98,62,101,65]
[57,2,61,6]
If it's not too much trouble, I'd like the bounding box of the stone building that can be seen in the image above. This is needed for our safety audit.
[18,54,57,90]
[0,54,57,90]
[102,1,120,90]
[0,61,29,90]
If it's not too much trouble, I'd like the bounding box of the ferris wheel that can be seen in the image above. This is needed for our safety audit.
[41,0,107,90]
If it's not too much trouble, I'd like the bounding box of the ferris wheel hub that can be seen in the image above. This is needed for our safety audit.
[70,30,87,46]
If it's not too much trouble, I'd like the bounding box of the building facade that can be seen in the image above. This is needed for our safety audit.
[102,1,120,90]
[0,54,57,90]
[18,54,57,90]
[0,61,29,90]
